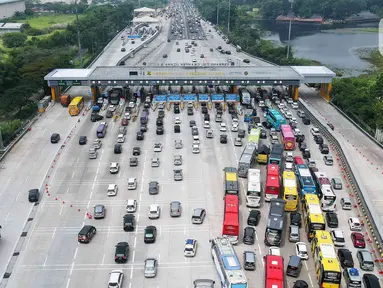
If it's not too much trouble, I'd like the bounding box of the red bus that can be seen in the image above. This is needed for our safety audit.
[222,195,239,244]
[264,255,284,288]
[280,124,295,150]
[265,164,280,201]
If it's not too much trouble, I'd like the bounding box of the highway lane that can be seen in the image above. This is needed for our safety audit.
[300,87,383,245]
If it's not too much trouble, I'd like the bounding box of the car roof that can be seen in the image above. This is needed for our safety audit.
[186,239,195,245]
[145,258,155,266]
[128,178,135,182]
[127,199,136,205]
[149,204,159,210]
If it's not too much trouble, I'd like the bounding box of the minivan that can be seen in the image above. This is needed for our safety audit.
[341,197,352,210]
[78,225,97,243]
[243,251,256,271]
[363,274,381,288]
[357,250,374,271]
[289,225,300,242]
[191,208,206,224]
[286,255,302,277]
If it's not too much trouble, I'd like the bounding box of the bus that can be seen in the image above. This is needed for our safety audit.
[313,172,337,211]
[109,87,123,105]
[244,109,254,122]
[238,143,257,178]
[265,199,285,246]
[222,195,239,244]
[265,164,280,201]
[266,109,286,131]
[210,237,247,288]
[246,169,261,208]
[295,164,316,195]
[140,110,148,124]
[268,144,284,168]
[248,128,261,147]
[280,124,296,150]
[302,194,326,241]
[68,96,84,116]
[224,167,239,195]
[239,88,250,106]
[264,255,284,288]
[311,231,342,288]
[282,171,298,212]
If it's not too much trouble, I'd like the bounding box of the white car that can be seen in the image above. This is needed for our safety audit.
[174,117,181,124]
[158,103,164,110]
[292,102,299,109]
[126,199,137,213]
[234,138,242,147]
[277,103,284,109]
[109,162,120,174]
[108,270,124,288]
[193,135,200,144]
[154,143,162,152]
[148,204,160,219]
[287,98,293,104]
[192,58,197,62]
[151,157,160,167]
[175,140,183,149]
[93,139,102,149]
[258,101,265,107]
[203,121,210,129]
[187,102,193,108]
[220,123,227,132]
[285,152,294,162]
[206,130,213,138]
[285,112,292,119]
[331,230,346,247]
[124,112,131,120]
[268,246,281,256]
[117,134,125,143]
[192,144,200,154]
[127,178,137,190]
[231,125,238,132]
[348,217,362,231]
[184,239,198,257]
[108,105,116,112]
[295,242,309,260]
[310,127,320,136]
[107,184,118,196]
[128,102,135,109]
[285,162,294,171]
[293,128,301,136]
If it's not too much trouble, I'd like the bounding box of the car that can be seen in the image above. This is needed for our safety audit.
[174,169,183,181]
[243,59,250,63]
[295,242,309,260]
[79,136,87,145]
[91,113,104,122]
[270,134,278,144]
[120,117,128,126]
[203,121,210,129]
[189,120,196,127]
[302,117,311,125]
[144,225,157,243]
[338,248,354,268]
[292,102,299,109]
[126,199,137,213]
[127,178,137,190]
[174,117,181,124]
[243,226,255,245]
[148,181,159,195]
[247,210,261,226]
[327,123,335,130]
[94,204,106,219]
[192,144,200,154]
[192,127,199,136]
[357,250,374,271]
[231,124,239,132]
[188,108,194,115]
[219,123,227,132]
[206,129,213,138]
[156,125,164,135]
[326,212,339,228]
[144,258,158,278]
[108,105,116,112]
[115,242,129,263]
[299,142,307,152]
[117,134,125,143]
[129,157,138,167]
[108,270,124,287]
[153,143,162,152]
[310,127,320,136]
[331,229,346,247]
[175,140,183,149]
[319,143,329,154]
[50,133,60,143]
[107,184,118,196]
[136,131,144,140]
[268,246,281,256]
[114,144,122,154]
[92,139,102,150]
[331,177,342,190]
[215,114,222,122]
[348,217,362,231]
[109,162,120,174]
[285,152,294,162]
[285,162,294,170]
[184,239,198,257]
[174,155,182,165]
[234,138,242,147]
[163,54,168,58]
[148,204,160,219]
[192,58,197,62]
[323,155,333,165]
[170,201,182,217]
[351,232,366,248]
[363,274,380,288]
[132,147,140,156]
[151,157,160,167]
[118,126,127,135]
[193,135,200,144]
[220,134,227,144]
[28,189,40,202]
[290,212,302,228]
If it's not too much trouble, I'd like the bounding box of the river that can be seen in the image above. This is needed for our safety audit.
[259,22,379,76]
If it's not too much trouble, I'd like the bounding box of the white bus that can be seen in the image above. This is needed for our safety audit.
[210,237,248,288]
[246,169,261,208]
[319,186,336,211]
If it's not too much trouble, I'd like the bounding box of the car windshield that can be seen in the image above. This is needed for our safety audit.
[95,206,103,213]
[145,233,153,237]
[185,247,194,251]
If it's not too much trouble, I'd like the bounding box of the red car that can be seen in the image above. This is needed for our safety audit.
[121,117,129,126]
[351,232,365,248]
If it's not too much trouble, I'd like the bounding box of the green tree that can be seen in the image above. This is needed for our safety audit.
[2,33,27,48]
[0,86,35,114]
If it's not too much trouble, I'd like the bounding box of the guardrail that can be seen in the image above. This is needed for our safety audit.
[299,98,383,264]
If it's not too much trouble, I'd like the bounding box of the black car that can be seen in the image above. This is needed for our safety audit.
[314,135,323,144]
[91,114,103,122]
[79,136,87,145]
[326,212,339,228]
[243,226,255,245]
[337,248,354,268]
[302,148,311,159]
[293,280,309,288]
[156,125,164,135]
[115,242,129,263]
[137,131,144,140]
[260,129,267,139]
[188,108,194,115]
[202,107,208,114]
[149,181,159,195]
[140,124,147,132]
[302,117,310,125]
[123,214,135,231]
[106,110,113,118]
[238,129,245,139]
[243,59,250,63]
[174,125,181,133]
[129,157,138,167]
[299,142,307,152]
[225,50,231,55]
[204,113,210,121]
[319,143,329,154]
[296,134,305,143]
[290,212,302,228]
[363,274,380,288]
[189,120,196,127]
[144,225,157,243]
[133,147,141,156]
[262,121,272,129]
[28,189,40,202]
[247,210,261,226]
[114,144,122,154]
[327,123,335,130]
[50,133,60,143]
[158,110,165,118]
[163,54,168,58]
[220,134,227,144]
[156,118,163,126]
[174,105,180,114]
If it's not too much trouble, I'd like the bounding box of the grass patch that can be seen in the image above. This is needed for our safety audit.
[358,27,379,33]
[16,14,79,29]
[26,29,66,41]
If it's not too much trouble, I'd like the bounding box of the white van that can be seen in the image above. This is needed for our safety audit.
[107,184,118,196]
[341,197,352,210]
[89,148,97,159]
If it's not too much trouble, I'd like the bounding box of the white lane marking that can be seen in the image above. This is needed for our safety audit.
[70,262,75,275]
[96,167,99,175]
[308,274,314,287]
[158,253,161,264]
[107,226,111,237]
[94,175,97,181]
[24,175,29,183]
[16,162,21,169]
[132,251,135,263]
[76,158,80,164]
[130,267,133,279]
[184,227,186,235]
[134,237,137,248]
[72,172,75,179]
[5,212,10,222]
[66,279,71,288]
[92,182,95,190]
[102,254,105,266]
[362,144,366,148]
[257,244,262,256]
[66,188,70,195]
[373,154,378,159]
[304,261,308,270]
[87,201,90,209]
[129,283,132,288]
[100,154,103,161]
[89,190,93,199]
[139,193,142,201]
[43,256,48,267]
[73,247,78,260]
[52,227,57,239]
[159,226,162,236]
[59,206,64,216]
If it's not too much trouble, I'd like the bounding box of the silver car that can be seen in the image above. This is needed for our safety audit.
[174,169,183,181]
[144,258,158,278]
[170,201,182,217]
[174,155,182,166]
[94,205,105,219]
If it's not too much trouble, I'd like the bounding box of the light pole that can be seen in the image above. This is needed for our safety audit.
[286,0,294,59]
[216,0,219,25]
[75,0,83,67]
[227,0,231,33]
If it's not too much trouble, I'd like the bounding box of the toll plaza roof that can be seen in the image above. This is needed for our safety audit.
[44,65,336,87]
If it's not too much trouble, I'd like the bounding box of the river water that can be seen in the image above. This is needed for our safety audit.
[260,22,379,76]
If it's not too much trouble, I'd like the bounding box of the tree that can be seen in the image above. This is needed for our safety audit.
[2,33,27,48]
[0,86,35,114]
